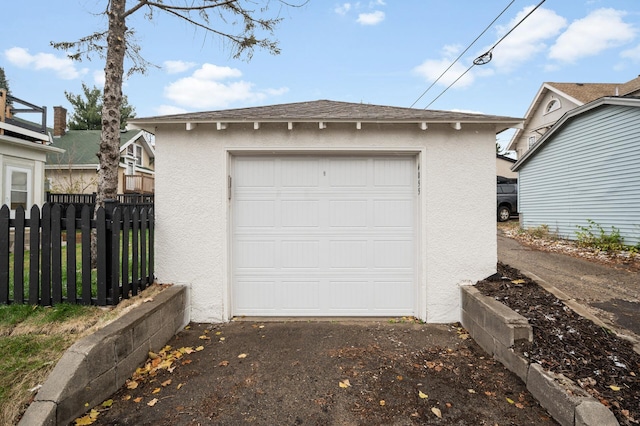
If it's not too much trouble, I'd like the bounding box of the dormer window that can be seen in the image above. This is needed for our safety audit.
[126,144,143,165]
[545,99,560,114]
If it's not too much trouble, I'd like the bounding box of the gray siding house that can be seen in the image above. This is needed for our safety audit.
[512,97,640,247]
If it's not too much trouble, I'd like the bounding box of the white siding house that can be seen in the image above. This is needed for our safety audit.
[513,97,640,247]
[131,100,522,323]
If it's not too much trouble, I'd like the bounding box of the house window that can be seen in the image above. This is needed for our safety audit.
[528,136,536,149]
[545,99,560,114]
[5,166,32,211]
[127,144,143,165]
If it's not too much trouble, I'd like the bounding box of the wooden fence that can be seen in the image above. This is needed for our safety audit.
[0,200,154,306]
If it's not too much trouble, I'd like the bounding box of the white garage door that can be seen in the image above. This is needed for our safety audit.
[232,155,416,316]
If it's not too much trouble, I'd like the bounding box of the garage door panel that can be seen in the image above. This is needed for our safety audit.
[281,200,319,227]
[235,241,276,268]
[329,240,368,268]
[374,240,413,268]
[282,281,320,309]
[374,281,413,310]
[329,200,368,227]
[233,156,416,316]
[235,281,276,311]
[235,159,275,187]
[236,200,275,227]
[281,159,319,187]
[374,200,413,227]
[281,241,320,268]
[329,159,368,186]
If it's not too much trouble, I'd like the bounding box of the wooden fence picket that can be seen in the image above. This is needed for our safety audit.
[13,206,25,304]
[66,205,77,304]
[1,199,154,307]
[0,205,9,304]
[28,205,40,305]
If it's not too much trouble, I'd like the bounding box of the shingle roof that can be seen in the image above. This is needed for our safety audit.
[133,100,521,125]
[46,130,141,165]
[547,76,640,104]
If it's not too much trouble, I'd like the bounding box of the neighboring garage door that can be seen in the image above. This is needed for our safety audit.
[232,155,416,316]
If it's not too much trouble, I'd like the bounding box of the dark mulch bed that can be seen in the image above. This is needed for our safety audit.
[476,262,640,425]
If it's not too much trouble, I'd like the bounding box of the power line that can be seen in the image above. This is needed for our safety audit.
[409,0,515,108]
[420,0,547,110]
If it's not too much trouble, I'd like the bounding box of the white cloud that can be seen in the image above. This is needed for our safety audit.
[335,3,351,15]
[549,8,636,63]
[192,63,242,80]
[93,70,105,86]
[4,47,87,80]
[369,0,385,6]
[155,105,188,116]
[357,10,385,25]
[621,44,640,62]
[163,63,287,109]
[163,60,198,74]
[413,45,476,88]
[488,7,567,72]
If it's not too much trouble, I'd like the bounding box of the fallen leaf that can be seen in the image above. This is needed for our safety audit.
[199,335,211,340]
[467,389,476,394]
[215,331,222,335]
[339,379,351,388]
[180,347,195,354]
[396,375,403,381]
[259,325,265,329]
[379,400,386,406]
[203,330,210,334]
[162,379,172,387]
[126,380,139,390]
[74,415,94,425]
[511,279,525,284]
[102,399,113,408]
[182,359,192,365]
[133,397,143,403]
[431,407,442,418]
[219,337,226,341]
[148,351,159,359]
[152,388,161,394]
[515,403,524,409]
[506,397,515,404]
[184,325,191,330]
[177,383,184,390]
[445,402,452,408]
[195,346,204,351]
[219,360,229,366]
[123,395,131,401]
[238,353,248,359]
[147,398,158,407]
[459,333,470,340]
[609,385,621,391]
[418,390,428,399]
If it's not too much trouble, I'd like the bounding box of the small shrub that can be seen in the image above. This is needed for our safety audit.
[517,224,558,240]
[575,220,626,252]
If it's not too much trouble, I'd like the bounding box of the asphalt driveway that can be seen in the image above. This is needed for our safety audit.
[90,321,556,425]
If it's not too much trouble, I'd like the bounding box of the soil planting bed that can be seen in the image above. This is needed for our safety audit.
[476,263,640,425]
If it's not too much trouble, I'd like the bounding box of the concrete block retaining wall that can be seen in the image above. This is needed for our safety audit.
[460,285,619,426]
[18,285,189,426]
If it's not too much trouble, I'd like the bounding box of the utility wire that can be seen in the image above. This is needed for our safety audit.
[409,0,515,108]
[421,0,547,110]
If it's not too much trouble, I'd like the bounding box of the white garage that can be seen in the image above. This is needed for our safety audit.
[131,100,521,323]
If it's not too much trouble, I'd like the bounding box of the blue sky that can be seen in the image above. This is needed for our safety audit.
[2,0,640,149]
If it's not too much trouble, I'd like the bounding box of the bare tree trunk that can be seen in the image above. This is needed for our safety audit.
[92,0,127,266]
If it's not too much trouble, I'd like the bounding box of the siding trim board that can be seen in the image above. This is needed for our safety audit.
[515,98,640,246]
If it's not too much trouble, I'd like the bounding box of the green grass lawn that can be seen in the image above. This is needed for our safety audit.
[0,284,164,425]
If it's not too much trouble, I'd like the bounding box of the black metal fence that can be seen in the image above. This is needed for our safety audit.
[0,200,154,306]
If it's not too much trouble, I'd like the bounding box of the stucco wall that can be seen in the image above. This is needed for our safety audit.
[153,122,497,323]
